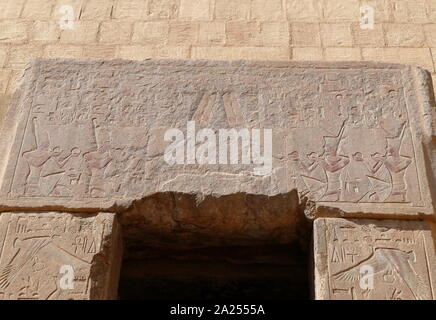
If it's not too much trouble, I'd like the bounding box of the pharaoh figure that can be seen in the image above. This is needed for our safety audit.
[104,147,131,195]
[22,118,57,196]
[318,122,350,201]
[83,119,112,198]
[288,151,312,197]
[372,123,411,202]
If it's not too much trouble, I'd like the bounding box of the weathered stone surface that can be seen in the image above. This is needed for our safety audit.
[0,59,435,219]
[120,191,308,249]
[313,218,436,300]
[0,212,122,300]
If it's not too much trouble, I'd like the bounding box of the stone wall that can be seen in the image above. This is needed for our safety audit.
[0,0,435,121]
[0,0,435,300]
[1,58,435,299]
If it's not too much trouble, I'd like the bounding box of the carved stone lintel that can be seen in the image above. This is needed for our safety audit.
[0,59,435,218]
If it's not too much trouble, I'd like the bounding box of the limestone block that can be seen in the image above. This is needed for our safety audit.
[83,46,117,59]
[0,70,10,95]
[215,0,250,20]
[351,23,385,47]
[5,45,43,70]
[0,47,7,68]
[0,212,122,300]
[291,23,321,47]
[286,0,322,21]
[0,59,435,220]
[361,48,435,73]
[0,21,28,44]
[226,21,261,46]
[21,0,54,20]
[52,0,83,21]
[81,0,114,20]
[179,0,211,20]
[423,25,436,47]
[168,22,198,46]
[313,218,436,300]
[30,21,61,43]
[251,0,284,21]
[60,21,99,44]
[320,23,353,47]
[324,48,361,61]
[5,71,22,96]
[146,0,179,20]
[322,0,359,22]
[99,22,133,45]
[260,22,289,47]
[132,22,169,45]
[198,22,226,45]
[385,24,426,47]
[112,0,148,20]
[0,0,26,20]
[292,47,323,61]
[359,0,392,23]
[391,0,428,23]
[191,46,289,60]
[43,45,84,59]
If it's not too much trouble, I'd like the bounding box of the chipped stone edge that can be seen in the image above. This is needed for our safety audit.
[89,212,123,300]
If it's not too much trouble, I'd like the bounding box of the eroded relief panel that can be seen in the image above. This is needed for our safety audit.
[313,218,436,300]
[0,212,121,300]
[0,60,433,214]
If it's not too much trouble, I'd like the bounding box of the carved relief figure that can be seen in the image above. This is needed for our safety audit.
[289,122,351,201]
[372,123,411,202]
[288,151,312,197]
[317,122,349,201]
[288,151,326,200]
[83,119,113,198]
[22,118,62,196]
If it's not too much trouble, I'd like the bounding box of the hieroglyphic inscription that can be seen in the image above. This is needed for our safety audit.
[0,212,121,300]
[0,60,433,214]
[313,218,436,300]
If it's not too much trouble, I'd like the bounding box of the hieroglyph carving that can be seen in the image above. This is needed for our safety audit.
[0,212,121,300]
[313,218,436,300]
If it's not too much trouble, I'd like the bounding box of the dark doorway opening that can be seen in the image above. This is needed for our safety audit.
[118,243,309,300]
[116,191,311,300]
